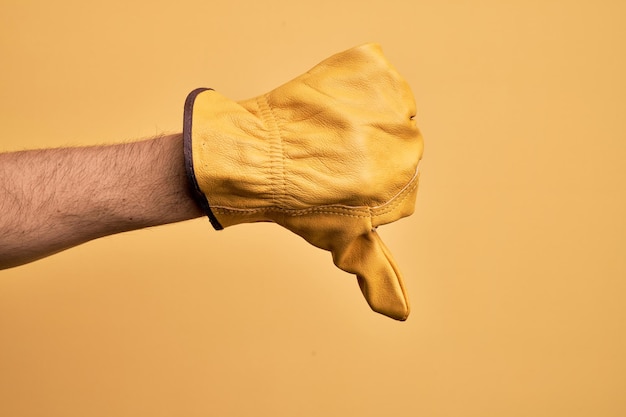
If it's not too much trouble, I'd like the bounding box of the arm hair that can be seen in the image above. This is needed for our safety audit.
[0,133,203,269]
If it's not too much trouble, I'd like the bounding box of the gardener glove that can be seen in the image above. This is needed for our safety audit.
[183,43,423,320]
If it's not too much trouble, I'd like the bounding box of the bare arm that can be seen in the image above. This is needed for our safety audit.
[0,133,204,269]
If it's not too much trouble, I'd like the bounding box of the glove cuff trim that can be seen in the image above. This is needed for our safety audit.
[183,88,224,230]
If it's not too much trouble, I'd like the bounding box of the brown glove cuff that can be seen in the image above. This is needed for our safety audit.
[183,87,224,230]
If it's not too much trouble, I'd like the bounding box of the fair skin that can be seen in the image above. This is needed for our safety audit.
[0,133,204,270]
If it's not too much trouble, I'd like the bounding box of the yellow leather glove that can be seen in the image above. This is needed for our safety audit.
[183,43,423,320]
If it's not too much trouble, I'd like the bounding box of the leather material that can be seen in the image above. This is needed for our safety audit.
[184,43,423,320]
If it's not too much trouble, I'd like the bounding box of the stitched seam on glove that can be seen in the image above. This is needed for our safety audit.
[213,207,371,218]
[257,95,287,209]
[210,174,418,218]
[370,170,420,215]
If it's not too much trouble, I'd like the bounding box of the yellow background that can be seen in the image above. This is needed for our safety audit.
[1,0,625,416]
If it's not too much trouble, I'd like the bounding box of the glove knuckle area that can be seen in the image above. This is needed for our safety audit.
[270,95,422,212]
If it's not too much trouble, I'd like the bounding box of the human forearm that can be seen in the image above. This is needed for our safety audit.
[0,133,203,269]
